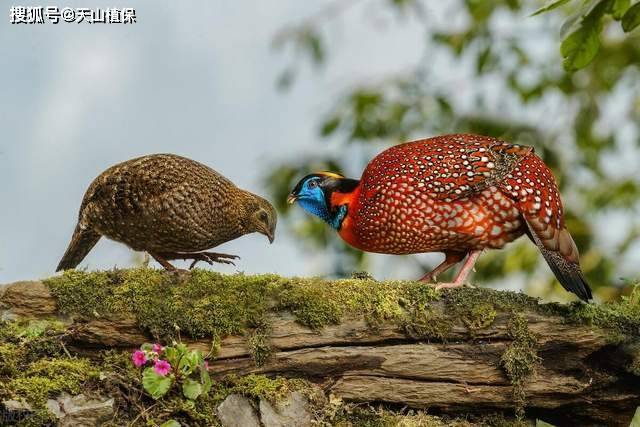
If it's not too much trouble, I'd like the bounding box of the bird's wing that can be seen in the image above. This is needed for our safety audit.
[359,135,533,202]
[429,139,534,201]
[80,154,234,218]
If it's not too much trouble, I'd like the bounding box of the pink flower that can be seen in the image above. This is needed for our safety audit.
[132,350,147,368]
[204,361,209,370]
[152,343,163,353]
[154,359,171,376]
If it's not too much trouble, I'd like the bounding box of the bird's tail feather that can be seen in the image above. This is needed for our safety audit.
[503,154,592,301]
[524,217,592,301]
[56,225,101,271]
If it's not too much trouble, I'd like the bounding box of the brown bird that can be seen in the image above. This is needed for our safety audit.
[57,154,277,271]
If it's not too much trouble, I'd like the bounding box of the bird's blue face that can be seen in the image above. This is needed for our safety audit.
[288,176,331,222]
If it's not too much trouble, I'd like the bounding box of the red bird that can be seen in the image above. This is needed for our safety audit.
[287,134,592,300]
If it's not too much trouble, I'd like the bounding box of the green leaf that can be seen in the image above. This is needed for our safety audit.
[182,378,203,400]
[300,30,324,65]
[160,421,181,427]
[320,117,341,136]
[531,0,574,16]
[175,343,188,355]
[200,361,212,393]
[179,351,203,376]
[560,23,601,71]
[164,347,180,367]
[142,369,173,400]
[611,0,630,19]
[140,343,153,352]
[476,45,493,73]
[622,2,640,31]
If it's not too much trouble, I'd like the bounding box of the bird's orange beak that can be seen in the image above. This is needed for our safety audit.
[287,194,298,204]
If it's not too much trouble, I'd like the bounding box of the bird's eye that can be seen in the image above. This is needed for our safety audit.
[259,211,268,222]
[308,180,318,189]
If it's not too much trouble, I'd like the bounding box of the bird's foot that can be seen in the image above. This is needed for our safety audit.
[419,272,437,283]
[188,252,240,269]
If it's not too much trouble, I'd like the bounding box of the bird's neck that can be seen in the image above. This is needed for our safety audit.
[325,179,360,231]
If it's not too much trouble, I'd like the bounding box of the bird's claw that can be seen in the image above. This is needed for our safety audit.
[419,273,437,283]
[188,252,240,269]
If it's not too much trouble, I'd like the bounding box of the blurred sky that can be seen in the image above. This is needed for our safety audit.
[0,0,435,283]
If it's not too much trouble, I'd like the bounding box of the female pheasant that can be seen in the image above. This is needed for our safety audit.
[57,154,277,272]
[288,134,592,300]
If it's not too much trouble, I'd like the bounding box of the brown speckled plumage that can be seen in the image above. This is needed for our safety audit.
[57,154,277,271]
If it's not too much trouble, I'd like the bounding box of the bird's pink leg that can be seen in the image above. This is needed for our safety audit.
[435,250,482,290]
[419,251,466,282]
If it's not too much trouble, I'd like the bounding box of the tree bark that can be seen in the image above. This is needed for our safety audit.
[1,280,639,426]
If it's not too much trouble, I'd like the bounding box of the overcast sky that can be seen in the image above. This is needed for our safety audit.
[0,1,434,283]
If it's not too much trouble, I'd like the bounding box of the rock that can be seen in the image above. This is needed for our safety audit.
[1,400,33,425]
[259,391,313,427]
[46,399,63,418]
[2,400,32,412]
[217,394,260,427]
[52,393,115,427]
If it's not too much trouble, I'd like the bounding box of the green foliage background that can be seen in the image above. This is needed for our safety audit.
[267,0,640,301]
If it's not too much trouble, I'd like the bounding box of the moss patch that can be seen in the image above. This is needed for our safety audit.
[500,313,540,418]
[6,358,99,406]
[46,270,441,340]
[330,404,528,427]
[216,373,316,404]
[44,270,640,345]
[558,284,640,335]
[247,328,272,367]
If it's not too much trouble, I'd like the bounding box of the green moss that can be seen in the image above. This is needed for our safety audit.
[403,306,452,340]
[218,373,313,404]
[44,270,640,346]
[330,405,527,427]
[0,343,21,376]
[247,328,272,367]
[0,319,66,376]
[500,313,540,418]
[15,408,57,427]
[5,358,99,406]
[47,269,278,340]
[462,302,497,331]
[44,270,118,318]
[45,270,438,340]
[559,284,640,334]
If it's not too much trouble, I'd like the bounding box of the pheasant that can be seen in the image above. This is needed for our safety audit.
[57,154,277,271]
[287,134,592,300]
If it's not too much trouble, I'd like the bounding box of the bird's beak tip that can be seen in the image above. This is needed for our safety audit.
[286,194,297,205]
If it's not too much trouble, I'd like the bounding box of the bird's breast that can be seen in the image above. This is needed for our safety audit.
[341,181,524,254]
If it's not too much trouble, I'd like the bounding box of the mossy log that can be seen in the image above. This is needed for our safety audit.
[1,270,639,426]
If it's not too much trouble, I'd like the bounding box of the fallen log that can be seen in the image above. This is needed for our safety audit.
[1,269,639,426]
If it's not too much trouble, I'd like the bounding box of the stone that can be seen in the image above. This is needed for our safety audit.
[46,399,63,418]
[1,400,33,425]
[217,394,260,427]
[55,393,115,427]
[259,392,313,427]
